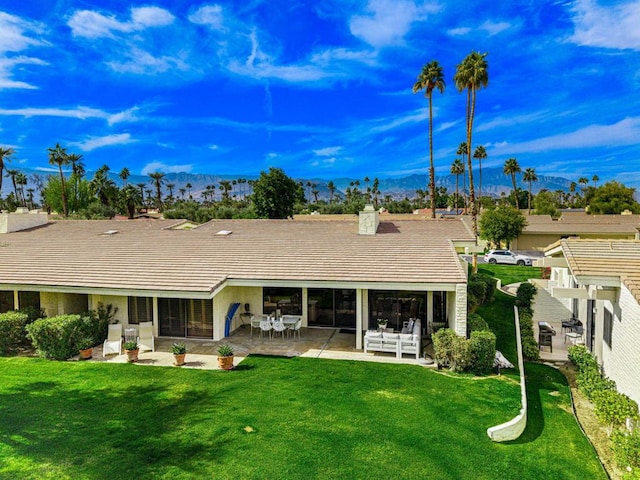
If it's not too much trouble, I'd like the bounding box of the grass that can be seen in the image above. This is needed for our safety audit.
[477,263,543,286]
[0,353,605,479]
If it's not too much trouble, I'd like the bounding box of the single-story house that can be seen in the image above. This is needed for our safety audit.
[543,238,640,405]
[0,207,476,350]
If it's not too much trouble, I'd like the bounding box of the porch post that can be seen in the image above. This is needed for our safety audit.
[454,283,467,337]
[356,289,363,350]
[152,297,159,337]
[13,291,19,310]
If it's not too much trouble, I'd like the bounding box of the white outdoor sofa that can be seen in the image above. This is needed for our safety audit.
[364,331,421,359]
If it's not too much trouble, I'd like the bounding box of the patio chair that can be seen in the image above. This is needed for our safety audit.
[288,318,302,341]
[272,319,287,339]
[137,321,155,352]
[259,319,272,339]
[103,324,122,356]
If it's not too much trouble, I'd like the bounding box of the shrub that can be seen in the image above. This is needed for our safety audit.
[467,273,496,311]
[26,314,85,360]
[450,335,472,373]
[433,328,457,367]
[515,282,537,309]
[518,309,539,361]
[90,303,119,345]
[577,366,616,401]
[469,330,497,375]
[467,313,490,335]
[611,429,640,475]
[0,312,30,355]
[568,345,599,371]
[592,389,639,434]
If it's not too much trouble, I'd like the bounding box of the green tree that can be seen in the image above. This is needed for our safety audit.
[119,184,142,219]
[503,158,521,209]
[450,158,465,214]
[119,167,130,188]
[5,168,19,201]
[532,190,560,217]
[523,167,538,215]
[0,146,15,197]
[47,143,71,217]
[479,205,527,248]
[252,167,304,219]
[412,60,446,219]
[327,181,336,203]
[588,181,639,214]
[473,145,487,206]
[148,171,166,211]
[456,142,468,210]
[89,165,117,208]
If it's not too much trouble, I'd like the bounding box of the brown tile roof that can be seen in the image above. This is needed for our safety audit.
[560,239,640,303]
[523,213,640,234]
[0,217,473,295]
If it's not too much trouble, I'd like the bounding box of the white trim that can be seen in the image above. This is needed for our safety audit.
[0,284,212,299]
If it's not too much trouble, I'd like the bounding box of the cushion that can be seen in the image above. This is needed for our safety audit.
[366,331,382,338]
[399,333,413,341]
[383,332,398,340]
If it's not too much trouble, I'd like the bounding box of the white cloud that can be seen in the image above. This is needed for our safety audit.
[447,27,471,36]
[313,146,342,157]
[369,107,428,133]
[0,105,140,124]
[479,20,511,36]
[350,0,437,48]
[70,133,135,152]
[68,7,175,38]
[569,0,640,50]
[141,161,193,175]
[209,144,219,150]
[476,110,552,133]
[189,4,225,30]
[107,47,189,75]
[0,14,48,89]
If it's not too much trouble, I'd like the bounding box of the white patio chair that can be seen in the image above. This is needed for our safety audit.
[259,319,272,339]
[137,321,155,352]
[288,318,302,341]
[103,324,122,356]
[272,319,287,339]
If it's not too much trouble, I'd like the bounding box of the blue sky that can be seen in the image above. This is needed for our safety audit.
[1,0,639,187]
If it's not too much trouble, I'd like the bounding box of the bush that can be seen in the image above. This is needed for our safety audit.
[26,315,85,360]
[568,345,599,371]
[468,313,490,335]
[467,273,496,311]
[577,366,616,401]
[518,309,539,361]
[515,282,537,309]
[450,335,472,373]
[433,328,457,367]
[469,330,497,375]
[87,303,119,345]
[592,389,639,433]
[0,312,30,355]
[611,429,640,475]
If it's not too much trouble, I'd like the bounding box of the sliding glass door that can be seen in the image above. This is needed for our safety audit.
[307,288,356,329]
[158,298,213,338]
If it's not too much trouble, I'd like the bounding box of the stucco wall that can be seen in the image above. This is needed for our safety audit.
[454,283,467,336]
[89,295,128,324]
[213,286,263,340]
[0,211,48,233]
[40,292,88,317]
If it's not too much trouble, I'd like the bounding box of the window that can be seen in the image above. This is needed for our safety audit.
[157,298,213,338]
[0,291,14,313]
[263,288,302,316]
[128,297,153,325]
[18,291,40,311]
[603,307,613,347]
[369,291,427,331]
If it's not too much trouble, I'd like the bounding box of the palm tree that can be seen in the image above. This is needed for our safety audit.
[90,165,117,207]
[327,181,336,203]
[136,183,146,205]
[412,60,445,219]
[456,142,468,212]
[148,171,166,211]
[0,146,15,196]
[26,188,35,210]
[592,175,599,188]
[523,167,538,215]
[473,145,487,207]
[67,153,84,209]
[5,168,19,200]
[454,51,489,240]
[185,182,193,199]
[15,172,27,206]
[503,158,521,209]
[450,159,465,214]
[119,184,142,219]
[47,143,71,216]
[166,183,175,201]
[119,167,131,188]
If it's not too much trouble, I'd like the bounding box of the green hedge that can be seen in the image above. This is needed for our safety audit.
[518,309,539,361]
[611,429,640,476]
[468,273,497,311]
[468,313,490,335]
[0,312,30,355]
[26,314,85,360]
[515,282,537,309]
[469,330,497,375]
[433,328,497,375]
[433,329,456,367]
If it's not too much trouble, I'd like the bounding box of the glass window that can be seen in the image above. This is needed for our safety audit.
[369,291,427,331]
[0,291,14,313]
[157,298,213,338]
[603,307,613,347]
[128,297,153,325]
[307,288,356,328]
[263,287,302,316]
[433,292,447,324]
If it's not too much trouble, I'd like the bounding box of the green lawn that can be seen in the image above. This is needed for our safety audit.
[0,354,605,479]
[477,263,543,286]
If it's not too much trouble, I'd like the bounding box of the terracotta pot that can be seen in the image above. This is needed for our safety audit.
[217,355,234,370]
[173,353,186,366]
[125,348,139,363]
[79,348,92,360]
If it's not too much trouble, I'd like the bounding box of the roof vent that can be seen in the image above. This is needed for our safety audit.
[215,230,232,236]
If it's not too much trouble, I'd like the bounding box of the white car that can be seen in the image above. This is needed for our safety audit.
[484,249,532,266]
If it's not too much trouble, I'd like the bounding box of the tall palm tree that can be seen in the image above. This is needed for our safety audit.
[454,51,489,238]
[166,183,175,201]
[5,168,19,200]
[47,143,71,216]
[450,158,465,214]
[327,180,336,203]
[0,147,15,196]
[523,167,538,215]
[148,171,166,211]
[15,172,27,206]
[473,145,487,208]
[119,167,131,188]
[90,165,117,207]
[456,142,468,212]
[412,60,446,219]
[592,175,599,188]
[503,158,521,209]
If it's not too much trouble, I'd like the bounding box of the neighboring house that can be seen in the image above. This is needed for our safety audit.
[511,212,640,251]
[543,239,640,406]
[0,208,476,350]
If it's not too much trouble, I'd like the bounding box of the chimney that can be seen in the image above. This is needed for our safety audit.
[359,205,379,235]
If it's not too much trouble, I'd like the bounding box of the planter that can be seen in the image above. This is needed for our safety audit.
[217,355,234,370]
[125,348,139,363]
[173,353,186,366]
[79,348,92,360]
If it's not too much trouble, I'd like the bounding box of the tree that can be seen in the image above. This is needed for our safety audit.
[450,158,464,214]
[503,158,521,209]
[252,167,304,219]
[412,60,446,219]
[119,184,142,219]
[47,143,71,217]
[533,190,560,217]
[119,167,130,188]
[15,172,27,206]
[148,171,166,211]
[592,175,599,188]
[0,146,15,197]
[523,167,538,215]
[588,181,639,214]
[479,205,527,248]
[456,142,468,211]
[89,165,117,208]
[5,168,19,200]
[473,145,487,206]
[327,181,336,203]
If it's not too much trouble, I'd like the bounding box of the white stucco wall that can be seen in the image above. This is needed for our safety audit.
[0,211,48,233]
[39,292,88,317]
[213,286,263,340]
[89,295,128,324]
[454,283,467,337]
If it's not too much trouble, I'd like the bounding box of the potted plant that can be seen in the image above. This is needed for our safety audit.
[123,340,139,363]
[217,343,234,370]
[377,318,388,331]
[171,342,187,366]
[77,336,94,360]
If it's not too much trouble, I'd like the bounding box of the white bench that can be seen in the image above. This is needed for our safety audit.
[364,331,421,359]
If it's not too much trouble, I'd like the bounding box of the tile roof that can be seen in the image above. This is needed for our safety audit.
[0,217,473,295]
[559,239,640,304]
[523,213,640,234]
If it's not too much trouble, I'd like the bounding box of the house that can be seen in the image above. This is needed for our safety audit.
[543,238,640,405]
[511,212,640,252]
[0,208,476,350]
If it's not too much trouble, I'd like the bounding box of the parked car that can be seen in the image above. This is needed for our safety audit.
[484,249,532,266]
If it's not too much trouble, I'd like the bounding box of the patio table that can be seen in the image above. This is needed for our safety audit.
[250,315,299,338]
